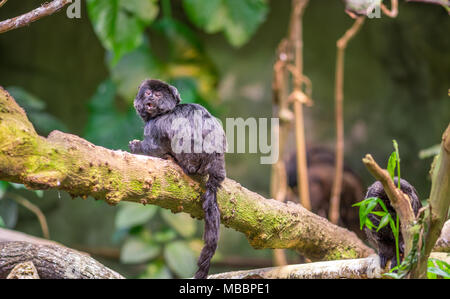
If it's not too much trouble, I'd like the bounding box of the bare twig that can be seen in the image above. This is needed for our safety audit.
[0,0,8,9]
[289,0,311,211]
[380,0,399,18]
[0,0,71,34]
[271,41,290,266]
[270,0,312,266]
[329,17,365,225]
[9,193,50,239]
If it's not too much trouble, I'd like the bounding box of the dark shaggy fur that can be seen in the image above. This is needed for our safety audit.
[364,178,422,269]
[129,79,226,279]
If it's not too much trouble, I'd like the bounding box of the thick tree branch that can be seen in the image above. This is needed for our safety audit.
[0,228,60,246]
[209,255,384,279]
[0,0,71,34]
[209,251,450,279]
[433,220,450,253]
[0,87,373,262]
[0,241,124,279]
[2,227,447,279]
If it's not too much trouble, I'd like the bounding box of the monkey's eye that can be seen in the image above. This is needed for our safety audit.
[154,91,162,98]
[144,90,152,97]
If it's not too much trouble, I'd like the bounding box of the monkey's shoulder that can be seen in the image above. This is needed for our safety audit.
[171,103,214,118]
[143,103,219,137]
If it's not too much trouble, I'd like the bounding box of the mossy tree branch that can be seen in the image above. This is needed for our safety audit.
[0,87,373,262]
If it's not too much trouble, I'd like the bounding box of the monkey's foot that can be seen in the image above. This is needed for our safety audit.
[129,139,142,154]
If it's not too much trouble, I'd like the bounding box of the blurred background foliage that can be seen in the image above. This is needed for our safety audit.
[0,0,449,278]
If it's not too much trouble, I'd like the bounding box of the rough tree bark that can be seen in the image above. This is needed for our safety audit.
[208,251,450,279]
[0,87,373,262]
[0,241,124,279]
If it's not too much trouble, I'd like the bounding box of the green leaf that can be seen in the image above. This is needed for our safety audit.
[120,237,161,264]
[183,0,268,47]
[120,0,160,23]
[0,181,9,199]
[375,198,388,213]
[9,183,27,190]
[376,214,391,232]
[353,197,376,207]
[358,200,368,230]
[0,197,18,228]
[164,241,197,278]
[151,18,219,105]
[392,139,401,188]
[34,190,44,198]
[87,0,159,65]
[364,217,376,230]
[389,218,398,235]
[370,211,387,217]
[153,229,177,243]
[140,260,172,279]
[111,43,163,101]
[387,151,397,181]
[115,202,158,229]
[6,86,67,135]
[427,258,450,279]
[418,144,440,159]
[427,265,450,279]
[364,199,378,217]
[84,80,143,150]
[160,209,197,238]
[6,86,46,110]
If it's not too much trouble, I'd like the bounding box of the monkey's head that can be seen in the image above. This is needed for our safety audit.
[134,79,181,121]
[365,177,421,215]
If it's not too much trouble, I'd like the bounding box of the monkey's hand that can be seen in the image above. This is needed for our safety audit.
[129,139,143,154]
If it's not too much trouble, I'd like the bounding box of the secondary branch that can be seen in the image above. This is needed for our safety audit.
[0,0,71,34]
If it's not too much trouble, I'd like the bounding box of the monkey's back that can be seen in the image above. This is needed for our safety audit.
[364,178,422,268]
[146,103,226,177]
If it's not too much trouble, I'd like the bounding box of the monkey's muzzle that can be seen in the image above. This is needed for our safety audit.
[146,102,155,113]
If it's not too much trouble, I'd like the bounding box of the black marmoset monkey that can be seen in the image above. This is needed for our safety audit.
[129,79,226,279]
[286,147,365,238]
[364,178,422,269]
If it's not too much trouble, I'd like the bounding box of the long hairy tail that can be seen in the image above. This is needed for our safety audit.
[194,172,224,279]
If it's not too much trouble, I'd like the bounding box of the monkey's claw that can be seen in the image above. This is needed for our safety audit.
[129,139,142,153]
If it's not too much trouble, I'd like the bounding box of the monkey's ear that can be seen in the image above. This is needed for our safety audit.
[169,85,181,104]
